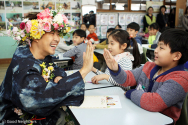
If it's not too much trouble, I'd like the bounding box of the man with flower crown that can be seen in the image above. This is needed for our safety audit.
[0,8,94,125]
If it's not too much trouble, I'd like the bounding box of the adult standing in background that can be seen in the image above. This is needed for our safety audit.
[182,7,188,32]
[156,5,168,31]
[168,8,176,28]
[143,6,156,33]
[89,10,96,26]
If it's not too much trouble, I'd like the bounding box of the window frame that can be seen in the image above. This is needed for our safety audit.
[96,0,176,12]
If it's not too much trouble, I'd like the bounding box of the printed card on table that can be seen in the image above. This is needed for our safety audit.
[70,96,107,109]
[70,95,122,109]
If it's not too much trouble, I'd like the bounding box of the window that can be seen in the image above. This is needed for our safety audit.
[96,0,176,12]
[164,0,176,13]
[112,0,128,10]
[96,0,110,10]
[131,0,149,11]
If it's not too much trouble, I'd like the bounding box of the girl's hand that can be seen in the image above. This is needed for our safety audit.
[79,41,94,78]
[103,48,118,72]
[92,67,97,73]
[54,76,63,83]
[91,74,105,84]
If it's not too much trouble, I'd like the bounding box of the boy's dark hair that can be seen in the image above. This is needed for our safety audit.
[115,25,122,28]
[160,5,166,12]
[73,29,86,38]
[159,29,188,65]
[89,24,95,28]
[108,29,141,68]
[107,28,115,33]
[127,22,140,31]
[147,6,153,11]
[150,23,159,30]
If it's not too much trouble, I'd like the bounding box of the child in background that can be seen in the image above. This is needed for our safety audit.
[63,29,87,69]
[80,23,89,37]
[104,29,188,123]
[86,24,98,43]
[126,22,143,55]
[91,30,141,89]
[115,24,122,29]
[95,28,115,49]
[148,23,161,45]
[56,37,75,53]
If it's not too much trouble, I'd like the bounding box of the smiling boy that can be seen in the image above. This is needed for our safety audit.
[103,29,188,124]
[63,29,86,69]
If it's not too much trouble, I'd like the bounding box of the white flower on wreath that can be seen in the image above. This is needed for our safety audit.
[20,30,25,37]
[53,14,63,24]
[15,36,21,41]
[22,18,29,23]
[12,27,19,34]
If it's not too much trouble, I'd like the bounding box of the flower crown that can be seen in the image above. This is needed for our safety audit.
[7,8,70,46]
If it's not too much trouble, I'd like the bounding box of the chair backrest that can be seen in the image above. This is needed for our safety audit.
[176,93,188,125]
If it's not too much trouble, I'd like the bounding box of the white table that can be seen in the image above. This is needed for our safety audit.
[142,44,155,51]
[94,49,104,55]
[66,70,114,90]
[53,52,72,62]
[69,87,173,125]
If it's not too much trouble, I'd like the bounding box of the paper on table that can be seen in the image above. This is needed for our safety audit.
[69,95,122,109]
[70,96,107,109]
[106,95,122,108]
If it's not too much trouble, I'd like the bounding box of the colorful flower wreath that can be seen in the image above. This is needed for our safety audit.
[7,8,70,46]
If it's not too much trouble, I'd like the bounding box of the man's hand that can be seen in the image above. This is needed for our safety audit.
[54,76,63,83]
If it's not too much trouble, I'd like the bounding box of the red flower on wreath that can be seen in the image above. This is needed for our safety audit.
[20,22,26,30]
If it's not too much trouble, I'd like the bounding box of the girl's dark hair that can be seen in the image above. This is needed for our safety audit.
[108,29,141,68]
[73,29,86,38]
[147,6,153,11]
[185,7,188,15]
[115,24,122,28]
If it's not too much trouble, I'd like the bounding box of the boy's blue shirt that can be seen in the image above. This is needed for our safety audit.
[130,36,142,46]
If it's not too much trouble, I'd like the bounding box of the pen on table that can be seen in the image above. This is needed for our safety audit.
[86,81,92,83]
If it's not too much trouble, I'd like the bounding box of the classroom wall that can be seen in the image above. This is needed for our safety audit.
[175,0,187,27]
[0,37,17,59]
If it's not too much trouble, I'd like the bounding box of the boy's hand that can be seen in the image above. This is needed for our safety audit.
[93,44,96,49]
[103,48,118,72]
[54,76,63,83]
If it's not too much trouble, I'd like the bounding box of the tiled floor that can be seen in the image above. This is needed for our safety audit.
[0,64,9,85]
